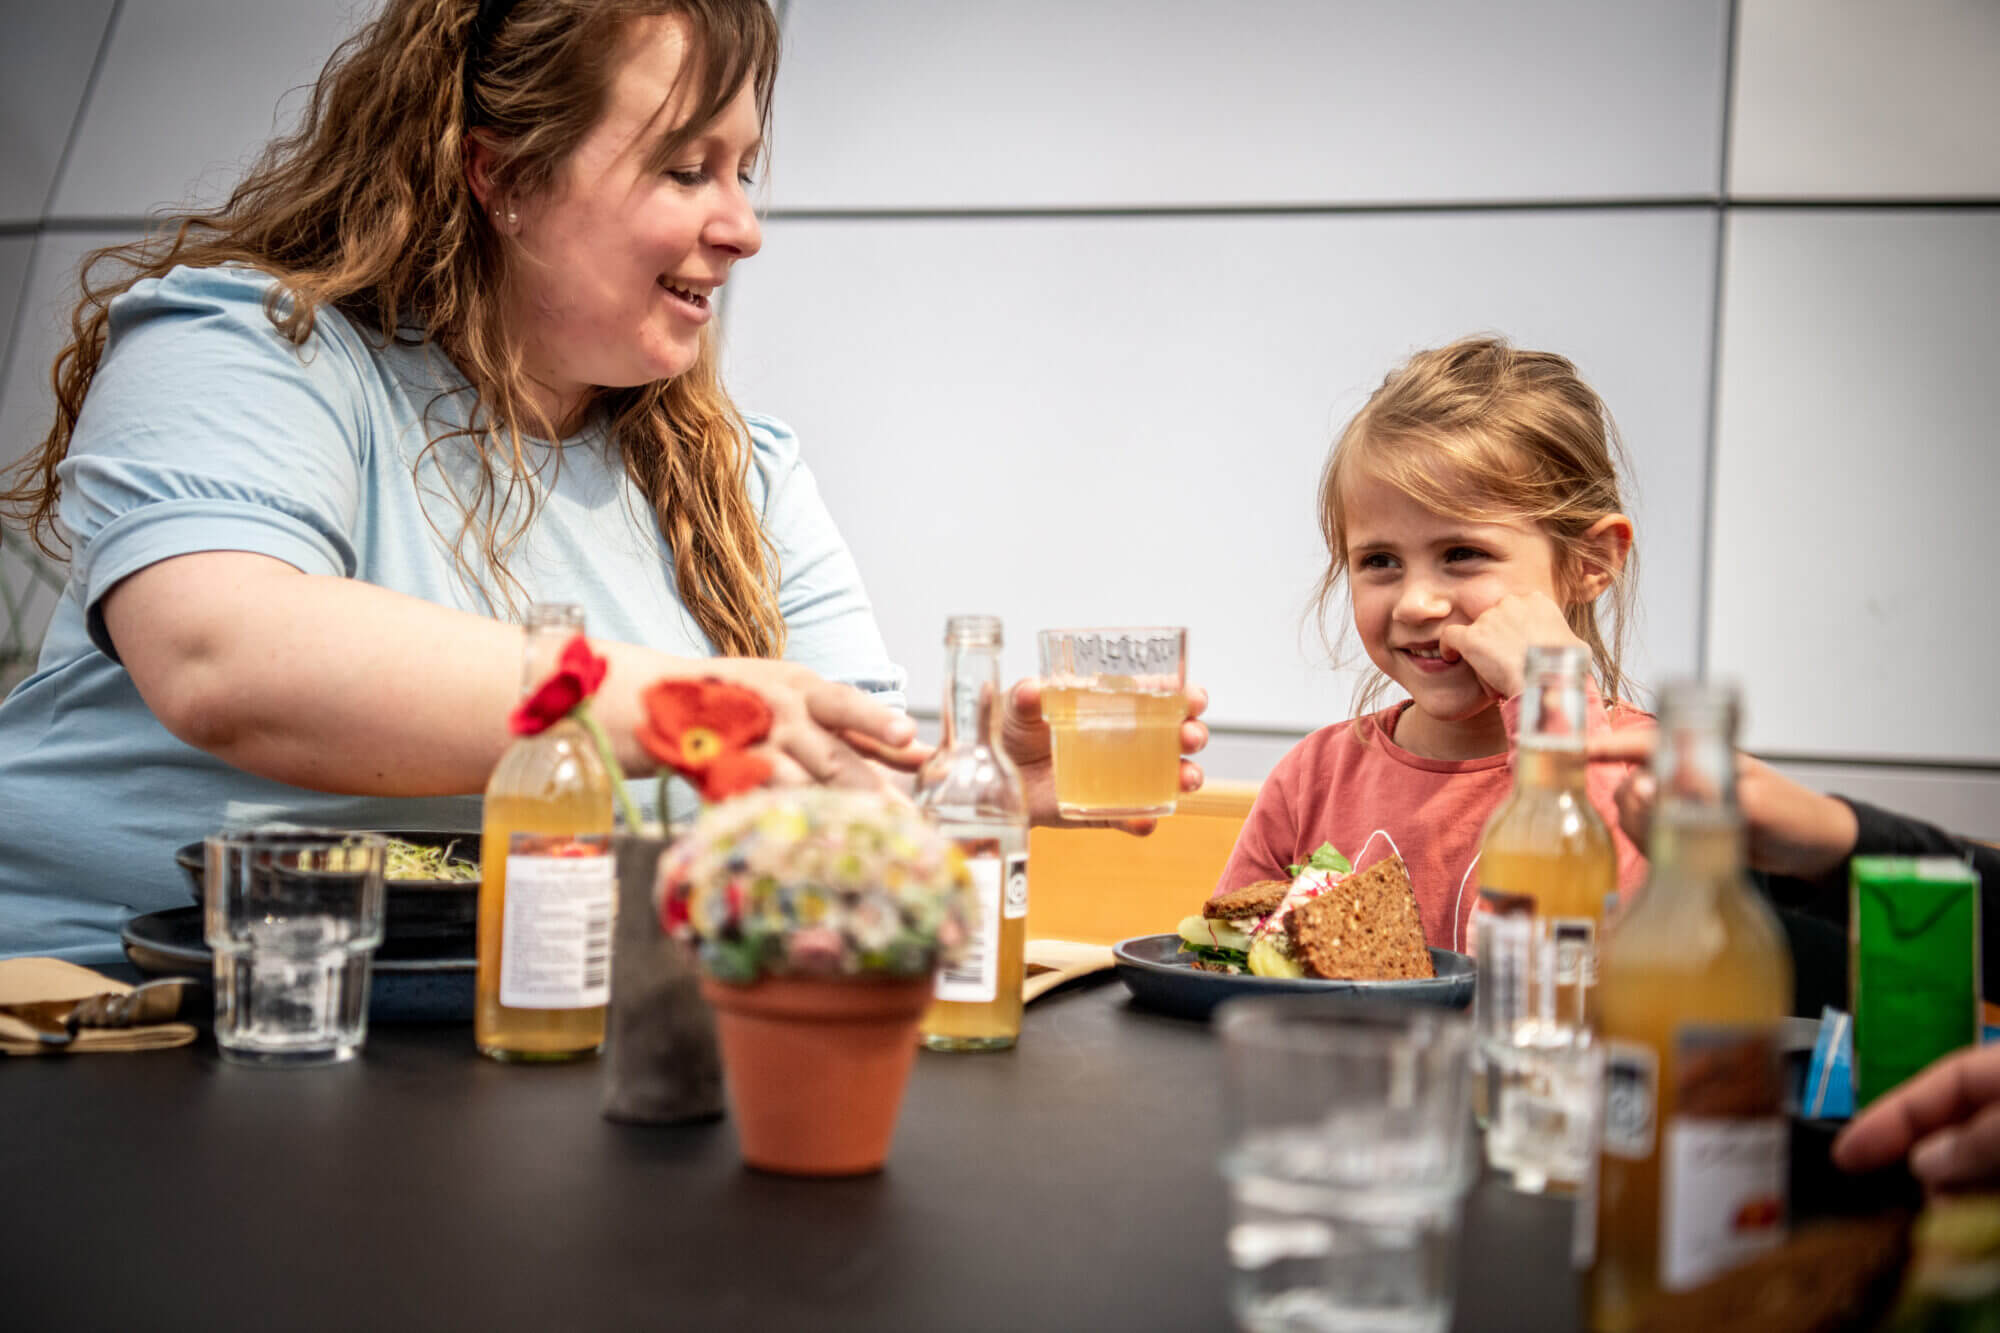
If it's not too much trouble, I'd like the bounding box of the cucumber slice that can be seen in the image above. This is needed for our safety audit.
[1178,913,1253,953]
[1247,935,1305,978]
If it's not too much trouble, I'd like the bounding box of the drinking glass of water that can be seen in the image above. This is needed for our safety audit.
[203,829,387,1067]
[1474,912,1596,1195]
[1217,998,1477,1333]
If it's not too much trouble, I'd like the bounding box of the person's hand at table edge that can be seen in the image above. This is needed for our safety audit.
[1001,679,1209,836]
[1834,1043,2000,1193]
[1584,728,1859,881]
[682,657,918,799]
[837,726,930,773]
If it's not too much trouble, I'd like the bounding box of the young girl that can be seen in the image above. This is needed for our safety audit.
[1217,336,1652,951]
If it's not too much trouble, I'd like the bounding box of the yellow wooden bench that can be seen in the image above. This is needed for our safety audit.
[1024,781,1260,947]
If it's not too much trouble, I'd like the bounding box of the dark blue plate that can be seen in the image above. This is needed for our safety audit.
[1112,933,1475,1021]
[121,907,473,1023]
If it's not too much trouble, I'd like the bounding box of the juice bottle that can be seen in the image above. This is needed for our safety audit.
[474,603,617,1062]
[1477,642,1618,968]
[1585,680,1794,1331]
[1477,644,1618,1192]
[916,615,1029,1051]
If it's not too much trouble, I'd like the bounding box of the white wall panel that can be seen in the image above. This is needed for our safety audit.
[50,0,377,219]
[0,0,115,224]
[0,233,125,692]
[1732,0,2000,199]
[0,233,51,688]
[0,533,64,694]
[725,209,1715,733]
[1710,209,2000,763]
[0,231,138,477]
[0,236,35,396]
[772,0,1729,210]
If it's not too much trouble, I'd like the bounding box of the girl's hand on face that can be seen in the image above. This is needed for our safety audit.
[1001,679,1210,836]
[1436,592,1584,701]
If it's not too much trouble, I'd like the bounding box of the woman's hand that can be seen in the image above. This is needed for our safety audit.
[1437,592,1584,702]
[1000,680,1210,835]
[699,658,922,797]
[1834,1043,2000,1192]
[1584,730,1859,879]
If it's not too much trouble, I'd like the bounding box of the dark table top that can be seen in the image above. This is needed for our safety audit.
[0,974,1574,1333]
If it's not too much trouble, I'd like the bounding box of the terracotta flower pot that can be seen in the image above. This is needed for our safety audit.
[700,972,933,1176]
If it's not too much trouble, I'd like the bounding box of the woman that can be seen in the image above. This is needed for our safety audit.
[0,0,1209,963]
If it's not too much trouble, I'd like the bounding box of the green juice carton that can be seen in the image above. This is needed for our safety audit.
[1851,855,1982,1108]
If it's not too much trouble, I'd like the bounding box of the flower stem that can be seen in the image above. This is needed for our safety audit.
[573,703,646,833]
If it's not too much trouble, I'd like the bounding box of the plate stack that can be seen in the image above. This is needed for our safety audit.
[119,829,481,1022]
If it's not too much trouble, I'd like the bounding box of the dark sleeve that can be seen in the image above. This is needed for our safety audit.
[1848,799,2000,873]
[1762,797,2000,1002]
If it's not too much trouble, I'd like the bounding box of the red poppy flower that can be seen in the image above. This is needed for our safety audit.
[635,678,775,801]
[508,634,610,736]
[662,885,691,934]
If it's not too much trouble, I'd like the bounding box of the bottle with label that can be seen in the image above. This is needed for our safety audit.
[1476,643,1618,1192]
[1584,680,1794,1332]
[915,615,1029,1052]
[1478,643,1619,1000]
[475,603,617,1062]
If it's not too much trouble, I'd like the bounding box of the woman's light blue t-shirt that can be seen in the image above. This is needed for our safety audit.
[0,265,905,964]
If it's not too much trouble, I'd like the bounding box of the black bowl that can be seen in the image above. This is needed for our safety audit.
[175,830,480,940]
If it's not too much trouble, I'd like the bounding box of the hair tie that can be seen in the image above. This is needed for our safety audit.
[464,0,525,124]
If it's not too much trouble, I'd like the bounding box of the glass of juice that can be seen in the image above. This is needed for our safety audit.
[1036,626,1187,819]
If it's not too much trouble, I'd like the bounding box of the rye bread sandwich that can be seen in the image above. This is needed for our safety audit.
[1176,878,1292,974]
[1286,853,1433,981]
[1177,845,1432,981]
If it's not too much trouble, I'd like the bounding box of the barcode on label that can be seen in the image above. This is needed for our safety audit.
[582,908,611,991]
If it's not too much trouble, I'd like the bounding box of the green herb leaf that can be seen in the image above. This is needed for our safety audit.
[1307,843,1352,874]
[1285,842,1352,878]
[1177,941,1248,967]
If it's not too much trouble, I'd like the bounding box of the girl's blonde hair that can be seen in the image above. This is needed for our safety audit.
[1310,335,1639,723]
[0,0,786,657]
